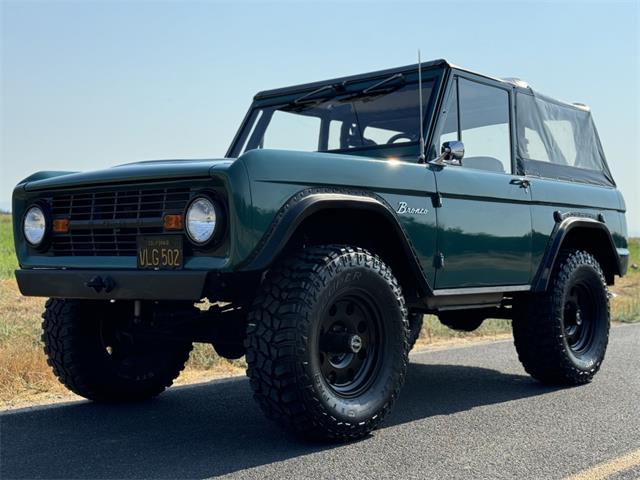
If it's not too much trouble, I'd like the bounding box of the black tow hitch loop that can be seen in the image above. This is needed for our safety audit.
[85,275,116,293]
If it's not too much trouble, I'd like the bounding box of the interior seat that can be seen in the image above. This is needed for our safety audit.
[463,156,505,173]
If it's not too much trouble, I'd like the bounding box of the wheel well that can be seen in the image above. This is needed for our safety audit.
[278,208,427,300]
[560,227,618,284]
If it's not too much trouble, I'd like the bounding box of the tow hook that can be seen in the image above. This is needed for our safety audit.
[85,275,116,293]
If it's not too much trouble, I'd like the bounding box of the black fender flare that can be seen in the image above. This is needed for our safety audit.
[238,187,432,296]
[532,214,624,292]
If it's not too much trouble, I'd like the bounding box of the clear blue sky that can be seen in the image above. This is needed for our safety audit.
[1,0,638,234]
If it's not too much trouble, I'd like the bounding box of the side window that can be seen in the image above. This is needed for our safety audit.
[522,127,549,161]
[515,93,612,185]
[261,110,321,151]
[544,119,577,165]
[433,78,512,173]
[458,78,511,174]
[515,93,602,171]
[327,120,342,150]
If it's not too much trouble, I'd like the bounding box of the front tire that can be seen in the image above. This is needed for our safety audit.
[512,249,610,385]
[42,299,193,402]
[245,245,409,440]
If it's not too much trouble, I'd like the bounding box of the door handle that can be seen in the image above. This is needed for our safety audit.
[510,178,530,189]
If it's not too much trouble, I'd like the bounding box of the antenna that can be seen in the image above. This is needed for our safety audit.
[417,49,425,163]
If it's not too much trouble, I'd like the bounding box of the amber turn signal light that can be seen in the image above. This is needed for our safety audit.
[52,218,70,233]
[164,214,184,230]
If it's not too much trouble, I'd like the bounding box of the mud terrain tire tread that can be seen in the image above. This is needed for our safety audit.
[245,245,409,441]
[512,249,610,385]
[42,298,192,402]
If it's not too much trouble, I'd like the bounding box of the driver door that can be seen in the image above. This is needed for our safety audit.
[431,75,533,289]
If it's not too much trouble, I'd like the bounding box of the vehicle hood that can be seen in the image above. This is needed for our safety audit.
[22,158,236,191]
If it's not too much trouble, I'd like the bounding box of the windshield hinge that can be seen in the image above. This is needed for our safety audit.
[434,253,445,270]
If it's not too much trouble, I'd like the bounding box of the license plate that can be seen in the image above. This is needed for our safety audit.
[137,236,183,270]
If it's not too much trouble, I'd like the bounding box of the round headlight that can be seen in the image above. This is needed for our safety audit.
[23,206,47,246]
[186,197,218,245]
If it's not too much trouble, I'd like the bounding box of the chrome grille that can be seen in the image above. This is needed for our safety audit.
[50,188,190,256]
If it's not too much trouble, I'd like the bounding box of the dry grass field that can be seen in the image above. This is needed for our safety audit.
[0,214,637,409]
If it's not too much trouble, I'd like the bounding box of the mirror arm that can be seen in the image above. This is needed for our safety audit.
[428,148,462,166]
[428,149,450,166]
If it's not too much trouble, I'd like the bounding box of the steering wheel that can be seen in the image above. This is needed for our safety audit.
[387,133,417,144]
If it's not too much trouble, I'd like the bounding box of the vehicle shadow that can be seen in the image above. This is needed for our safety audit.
[0,363,559,479]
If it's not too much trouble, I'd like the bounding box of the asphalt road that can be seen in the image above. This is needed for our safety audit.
[2,324,639,480]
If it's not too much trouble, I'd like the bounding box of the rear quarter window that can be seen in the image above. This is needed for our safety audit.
[515,92,614,186]
[544,119,577,165]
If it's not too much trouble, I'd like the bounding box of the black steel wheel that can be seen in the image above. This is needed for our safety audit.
[563,282,597,354]
[513,249,610,385]
[42,299,193,401]
[318,294,383,397]
[246,245,409,441]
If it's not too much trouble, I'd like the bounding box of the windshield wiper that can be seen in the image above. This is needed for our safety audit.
[291,83,345,106]
[287,73,405,109]
[339,73,405,102]
[362,73,405,94]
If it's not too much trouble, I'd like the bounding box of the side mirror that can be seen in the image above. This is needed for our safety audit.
[443,140,464,162]
[429,140,465,166]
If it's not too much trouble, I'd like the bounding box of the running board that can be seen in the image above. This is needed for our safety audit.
[432,285,530,296]
[424,285,530,311]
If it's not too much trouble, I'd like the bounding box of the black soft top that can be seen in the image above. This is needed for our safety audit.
[253,59,612,186]
[254,59,576,106]
[254,59,449,100]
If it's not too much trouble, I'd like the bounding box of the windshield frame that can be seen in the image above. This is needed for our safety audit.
[226,66,446,160]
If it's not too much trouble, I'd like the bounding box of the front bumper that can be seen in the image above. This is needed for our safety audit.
[15,269,209,300]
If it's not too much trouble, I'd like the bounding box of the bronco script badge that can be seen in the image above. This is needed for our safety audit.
[396,202,429,215]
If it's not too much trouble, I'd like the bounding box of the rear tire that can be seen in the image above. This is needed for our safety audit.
[42,299,193,402]
[512,249,610,385]
[245,245,409,440]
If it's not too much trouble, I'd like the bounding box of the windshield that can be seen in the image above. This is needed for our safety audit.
[229,79,436,158]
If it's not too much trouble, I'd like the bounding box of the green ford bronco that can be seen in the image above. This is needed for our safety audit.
[12,59,629,440]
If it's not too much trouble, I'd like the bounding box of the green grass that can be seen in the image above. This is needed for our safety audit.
[610,238,640,323]
[627,238,640,273]
[0,216,18,280]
